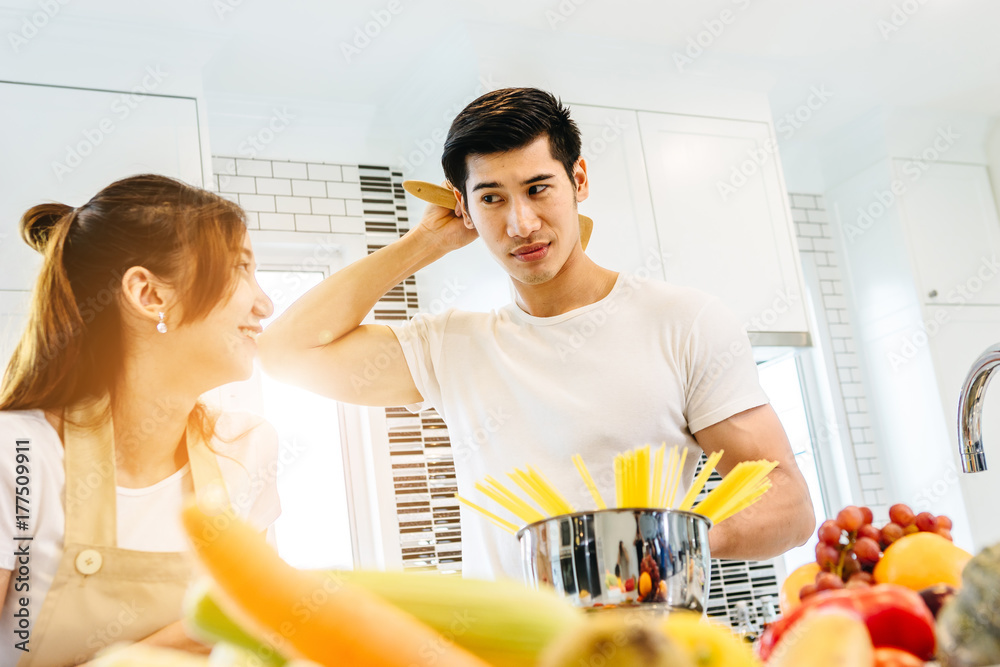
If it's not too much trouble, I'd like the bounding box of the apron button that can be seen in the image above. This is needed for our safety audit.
[75,549,103,575]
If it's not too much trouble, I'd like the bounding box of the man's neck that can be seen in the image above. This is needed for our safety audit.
[512,251,619,318]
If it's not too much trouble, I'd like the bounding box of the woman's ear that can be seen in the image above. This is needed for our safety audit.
[120,266,174,328]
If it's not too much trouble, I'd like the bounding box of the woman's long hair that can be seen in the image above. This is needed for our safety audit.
[0,174,248,439]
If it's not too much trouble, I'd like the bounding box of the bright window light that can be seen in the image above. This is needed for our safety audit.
[255,270,355,570]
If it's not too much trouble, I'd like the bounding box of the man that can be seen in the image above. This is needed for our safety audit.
[258,87,815,579]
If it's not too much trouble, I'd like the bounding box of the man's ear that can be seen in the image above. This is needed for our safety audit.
[453,187,476,230]
[574,157,590,204]
[120,266,175,328]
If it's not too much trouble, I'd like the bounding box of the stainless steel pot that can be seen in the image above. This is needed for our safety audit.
[517,508,712,613]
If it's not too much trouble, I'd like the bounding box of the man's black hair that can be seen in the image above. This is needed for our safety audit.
[441,87,582,202]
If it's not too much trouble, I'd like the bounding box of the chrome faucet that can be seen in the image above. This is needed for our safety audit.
[958,343,1000,473]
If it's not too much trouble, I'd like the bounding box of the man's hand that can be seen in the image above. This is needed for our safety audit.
[259,187,474,407]
[694,404,816,561]
[409,183,479,253]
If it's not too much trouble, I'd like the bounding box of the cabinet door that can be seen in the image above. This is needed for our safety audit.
[637,112,808,334]
[893,161,1000,307]
[567,105,662,278]
[0,82,203,366]
[0,82,204,293]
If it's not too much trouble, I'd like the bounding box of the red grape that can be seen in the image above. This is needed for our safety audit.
[816,572,845,591]
[845,577,870,590]
[881,522,905,546]
[859,506,874,524]
[837,506,864,532]
[818,519,843,546]
[815,543,840,570]
[840,550,861,577]
[799,583,818,600]
[854,536,881,564]
[936,515,953,531]
[858,524,881,542]
[849,571,874,585]
[915,512,937,532]
[936,528,953,541]
[889,503,915,527]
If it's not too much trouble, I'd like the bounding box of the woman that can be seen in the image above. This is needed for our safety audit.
[0,174,279,665]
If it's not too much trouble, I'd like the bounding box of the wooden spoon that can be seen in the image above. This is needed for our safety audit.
[402,180,594,251]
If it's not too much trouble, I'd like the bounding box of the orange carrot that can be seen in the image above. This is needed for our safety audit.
[181,504,491,667]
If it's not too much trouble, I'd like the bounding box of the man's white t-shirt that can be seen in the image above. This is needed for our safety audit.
[390,273,769,580]
[0,409,281,663]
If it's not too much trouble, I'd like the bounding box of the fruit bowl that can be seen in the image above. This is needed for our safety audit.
[517,508,712,613]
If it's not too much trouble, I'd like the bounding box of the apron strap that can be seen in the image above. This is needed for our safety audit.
[63,397,117,547]
[62,397,234,547]
[186,423,232,513]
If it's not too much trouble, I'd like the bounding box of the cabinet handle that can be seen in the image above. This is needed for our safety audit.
[928,290,939,298]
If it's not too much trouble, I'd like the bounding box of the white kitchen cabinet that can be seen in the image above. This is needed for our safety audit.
[637,112,809,338]
[828,158,1000,552]
[568,105,662,279]
[569,103,809,339]
[893,161,1000,307]
[0,81,203,366]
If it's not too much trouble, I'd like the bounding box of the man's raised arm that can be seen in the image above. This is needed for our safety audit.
[257,202,478,407]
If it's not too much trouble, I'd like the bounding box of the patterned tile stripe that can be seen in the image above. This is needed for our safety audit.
[363,168,463,575]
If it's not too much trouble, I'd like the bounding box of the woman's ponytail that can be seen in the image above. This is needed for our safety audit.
[20,202,76,254]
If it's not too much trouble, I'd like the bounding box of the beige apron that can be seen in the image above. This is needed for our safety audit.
[20,399,230,667]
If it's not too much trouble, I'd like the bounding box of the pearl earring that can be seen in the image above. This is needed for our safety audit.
[156,312,167,334]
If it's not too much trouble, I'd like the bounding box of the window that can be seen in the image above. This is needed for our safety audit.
[757,352,831,574]
[207,267,356,570]
[255,270,355,569]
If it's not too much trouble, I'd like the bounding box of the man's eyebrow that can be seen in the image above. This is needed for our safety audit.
[471,174,556,193]
[471,181,501,192]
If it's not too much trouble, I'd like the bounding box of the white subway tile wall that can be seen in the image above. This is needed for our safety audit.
[214,158,365,233]
[790,193,889,520]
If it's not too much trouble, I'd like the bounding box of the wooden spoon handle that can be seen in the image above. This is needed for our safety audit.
[402,180,594,252]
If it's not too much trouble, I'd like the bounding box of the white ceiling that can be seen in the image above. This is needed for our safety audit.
[2,0,998,176]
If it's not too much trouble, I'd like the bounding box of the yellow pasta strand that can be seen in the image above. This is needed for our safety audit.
[482,476,546,522]
[666,447,688,509]
[614,455,624,508]
[660,446,678,507]
[459,443,776,534]
[712,481,773,524]
[695,460,778,520]
[475,482,542,524]
[640,445,651,506]
[508,470,559,515]
[455,495,519,534]
[651,444,666,508]
[527,466,575,515]
[708,478,774,524]
[692,462,753,519]
[572,455,607,510]
[678,450,723,511]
